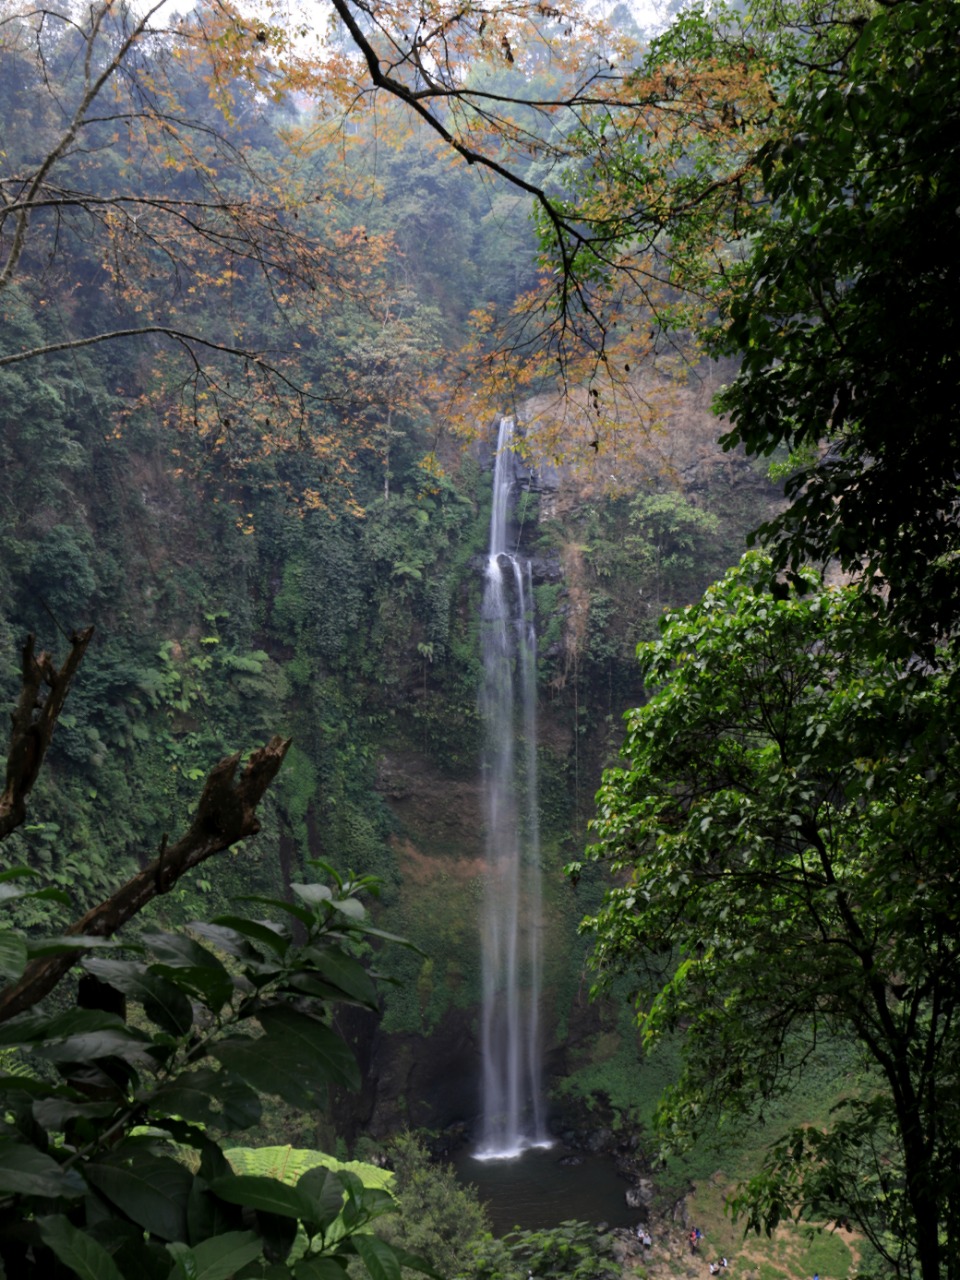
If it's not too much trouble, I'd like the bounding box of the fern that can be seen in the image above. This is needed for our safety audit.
[224,1146,394,1192]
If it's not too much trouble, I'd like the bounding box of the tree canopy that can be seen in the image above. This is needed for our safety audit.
[529,0,960,635]
[576,555,960,1280]
[6,0,958,570]
[711,0,960,640]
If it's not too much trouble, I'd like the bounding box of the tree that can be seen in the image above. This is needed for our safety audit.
[0,0,764,481]
[0,632,432,1280]
[527,0,960,637]
[709,0,960,641]
[626,491,719,613]
[0,0,400,490]
[575,555,960,1280]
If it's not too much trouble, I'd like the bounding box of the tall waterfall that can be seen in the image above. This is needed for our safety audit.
[477,415,549,1159]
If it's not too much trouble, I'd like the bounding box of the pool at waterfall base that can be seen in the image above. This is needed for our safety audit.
[453,1143,641,1235]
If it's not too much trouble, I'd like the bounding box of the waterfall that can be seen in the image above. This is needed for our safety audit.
[477,415,549,1159]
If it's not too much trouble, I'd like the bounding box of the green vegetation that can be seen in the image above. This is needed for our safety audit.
[377,1133,491,1277]
[8,0,959,1274]
[0,818,429,1277]
[580,556,960,1277]
[468,1220,619,1280]
[704,0,960,643]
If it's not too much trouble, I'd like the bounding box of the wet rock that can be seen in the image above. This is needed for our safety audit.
[585,1127,613,1152]
[611,1237,631,1262]
[529,551,563,582]
[626,1179,655,1209]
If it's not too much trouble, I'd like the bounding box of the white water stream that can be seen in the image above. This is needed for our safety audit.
[477,416,550,1159]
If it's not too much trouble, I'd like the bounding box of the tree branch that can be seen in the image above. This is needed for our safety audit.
[0,327,286,376]
[0,734,292,1024]
[0,628,94,842]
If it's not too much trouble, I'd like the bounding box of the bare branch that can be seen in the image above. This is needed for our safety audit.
[0,628,95,842]
[0,734,292,1024]
[0,0,169,295]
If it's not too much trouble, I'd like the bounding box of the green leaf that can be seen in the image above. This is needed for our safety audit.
[0,883,69,905]
[83,957,194,1036]
[38,1215,125,1280]
[0,866,39,883]
[293,1258,350,1280]
[348,1186,397,1224]
[254,1208,299,1262]
[352,1233,403,1280]
[152,1068,262,1130]
[290,882,333,906]
[0,1141,85,1199]
[188,921,260,962]
[207,1174,313,1220]
[38,1025,154,1065]
[187,1176,242,1246]
[349,923,422,952]
[84,1154,193,1240]
[26,935,123,958]
[208,914,290,957]
[330,896,366,922]
[301,945,378,1008]
[33,1095,118,1129]
[0,1007,131,1048]
[235,894,316,928]
[258,1005,359,1091]
[211,1009,357,1108]
[150,963,234,1014]
[0,1074,51,1099]
[142,933,234,1011]
[390,1247,443,1278]
[297,1166,347,1227]
[167,1231,262,1280]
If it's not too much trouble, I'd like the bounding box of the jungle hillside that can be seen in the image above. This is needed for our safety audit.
[1,0,958,1277]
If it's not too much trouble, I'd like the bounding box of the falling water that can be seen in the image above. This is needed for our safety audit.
[477,415,549,1159]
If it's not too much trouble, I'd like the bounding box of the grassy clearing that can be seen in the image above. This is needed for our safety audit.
[679,1172,857,1280]
[631,1040,869,1280]
[556,1000,870,1280]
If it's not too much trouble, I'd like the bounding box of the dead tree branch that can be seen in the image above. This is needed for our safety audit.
[0,734,291,1024]
[0,627,94,842]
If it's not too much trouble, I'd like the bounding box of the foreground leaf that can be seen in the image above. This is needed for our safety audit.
[208,1173,314,1220]
[152,1067,261,1130]
[0,1141,85,1199]
[38,1215,125,1280]
[0,930,27,982]
[83,957,194,1036]
[210,1010,358,1110]
[351,1233,402,1280]
[167,1231,263,1280]
[85,1154,193,1240]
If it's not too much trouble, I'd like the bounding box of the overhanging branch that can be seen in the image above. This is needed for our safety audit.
[0,734,291,1024]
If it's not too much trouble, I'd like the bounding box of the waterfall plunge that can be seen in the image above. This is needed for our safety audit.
[477,416,550,1160]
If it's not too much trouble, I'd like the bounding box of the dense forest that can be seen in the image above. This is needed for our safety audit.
[1,0,958,1277]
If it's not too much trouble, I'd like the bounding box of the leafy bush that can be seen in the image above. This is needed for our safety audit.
[0,863,432,1280]
[377,1133,490,1277]
[467,1219,619,1280]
